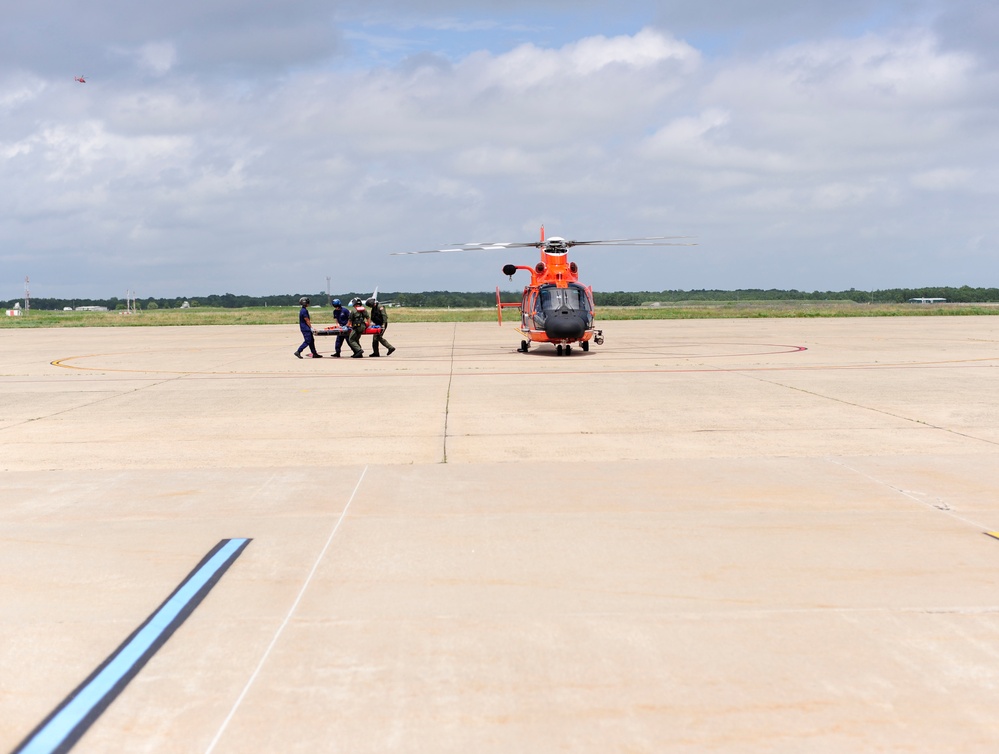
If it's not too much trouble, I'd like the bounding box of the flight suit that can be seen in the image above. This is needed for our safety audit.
[295,305,320,358]
[347,306,368,357]
[370,303,394,356]
[332,304,350,356]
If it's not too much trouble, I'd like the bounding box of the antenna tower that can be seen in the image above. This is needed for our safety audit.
[24,276,30,315]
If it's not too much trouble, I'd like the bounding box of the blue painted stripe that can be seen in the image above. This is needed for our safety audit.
[15,538,250,754]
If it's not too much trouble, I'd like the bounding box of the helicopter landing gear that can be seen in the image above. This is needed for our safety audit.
[519,340,530,353]
[593,330,604,346]
[581,340,589,352]
[556,344,563,356]
[565,345,572,355]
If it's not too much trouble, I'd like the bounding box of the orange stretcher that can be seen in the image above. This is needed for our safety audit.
[314,325,383,336]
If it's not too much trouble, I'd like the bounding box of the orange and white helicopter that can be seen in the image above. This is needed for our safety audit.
[394,226,695,355]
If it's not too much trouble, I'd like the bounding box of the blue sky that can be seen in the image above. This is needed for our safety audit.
[2,1,997,299]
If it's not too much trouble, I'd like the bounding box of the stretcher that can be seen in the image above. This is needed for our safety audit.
[314,325,383,336]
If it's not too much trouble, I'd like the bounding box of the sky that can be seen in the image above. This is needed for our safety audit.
[2,0,998,299]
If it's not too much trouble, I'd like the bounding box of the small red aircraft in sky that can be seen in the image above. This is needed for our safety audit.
[394,226,696,355]
[74,75,87,83]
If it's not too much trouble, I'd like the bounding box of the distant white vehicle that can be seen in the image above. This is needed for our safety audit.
[908,297,947,304]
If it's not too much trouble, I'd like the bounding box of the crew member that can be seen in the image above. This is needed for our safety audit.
[294,297,322,359]
[330,299,350,357]
[367,298,395,357]
[347,297,369,358]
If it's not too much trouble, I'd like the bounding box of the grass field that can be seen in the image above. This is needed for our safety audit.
[4,300,999,329]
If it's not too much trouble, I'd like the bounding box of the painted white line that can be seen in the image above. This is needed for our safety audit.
[204,466,369,753]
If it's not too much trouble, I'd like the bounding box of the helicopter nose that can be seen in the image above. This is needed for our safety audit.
[544,312,586,341]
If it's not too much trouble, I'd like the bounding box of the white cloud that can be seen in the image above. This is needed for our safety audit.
[704,30,976,142]
[0,75,45,108]
[464,28,698,90]
[809,181,880,209]
[3,7,999,298]
[910,168,974,190]
[139,42,178,74]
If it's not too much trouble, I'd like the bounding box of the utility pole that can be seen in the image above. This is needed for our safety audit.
[24,276,30,315]
[326,276,332,306]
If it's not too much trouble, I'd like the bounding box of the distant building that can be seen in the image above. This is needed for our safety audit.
[908,297,947,304]
[75,306,109,312]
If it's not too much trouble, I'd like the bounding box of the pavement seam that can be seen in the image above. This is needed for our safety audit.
[0,375,185,432]
[727,368,999,450]
[826,457,993,532]
[442,324,457,464]
[204,465,369,754]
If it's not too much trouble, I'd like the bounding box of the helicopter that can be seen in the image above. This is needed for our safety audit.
[74,75,87,83]
[393,226,695,355]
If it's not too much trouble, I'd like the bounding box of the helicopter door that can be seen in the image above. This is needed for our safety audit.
[526,291,543,330]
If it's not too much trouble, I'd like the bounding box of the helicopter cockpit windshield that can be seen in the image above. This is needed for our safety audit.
[532,283,593,330]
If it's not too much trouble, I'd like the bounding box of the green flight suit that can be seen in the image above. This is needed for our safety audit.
[347,307,368,356]
[370,303,393,356]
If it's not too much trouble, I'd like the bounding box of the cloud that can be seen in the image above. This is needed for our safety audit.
[111,41,178,75]
[2,4,998,299]
[910,168,974,190]
[465,27,698,88]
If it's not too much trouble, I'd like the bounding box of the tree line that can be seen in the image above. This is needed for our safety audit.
[6,286,999,310]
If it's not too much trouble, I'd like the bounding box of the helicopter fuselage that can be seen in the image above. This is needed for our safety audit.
[498,244,603,355]
[393,225,692,356]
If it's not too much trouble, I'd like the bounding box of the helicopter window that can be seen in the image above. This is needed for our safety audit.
[530,292,544,329]
[526,292,539,328]
[539,284,591,313]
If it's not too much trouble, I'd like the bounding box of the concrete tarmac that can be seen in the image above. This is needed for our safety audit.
[3,317,999,752]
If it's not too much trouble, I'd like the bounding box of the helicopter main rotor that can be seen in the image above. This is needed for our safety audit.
[390,236,696,255]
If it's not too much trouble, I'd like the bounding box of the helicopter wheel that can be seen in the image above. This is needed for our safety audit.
[581,341,589,352]
[556,345,563,356]
[565,345,572,355]
[519,340,529,352]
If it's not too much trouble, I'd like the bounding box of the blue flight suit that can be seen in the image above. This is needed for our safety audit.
[332,304,351,356]
[295,305,320,357]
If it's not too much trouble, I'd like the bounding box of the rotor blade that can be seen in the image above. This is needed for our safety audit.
[390,241,541,255]
[573,241,699,247]
[446,241,542,249]
[568,236,697,247]
[390,235,697,255]
[389,248,475,255]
